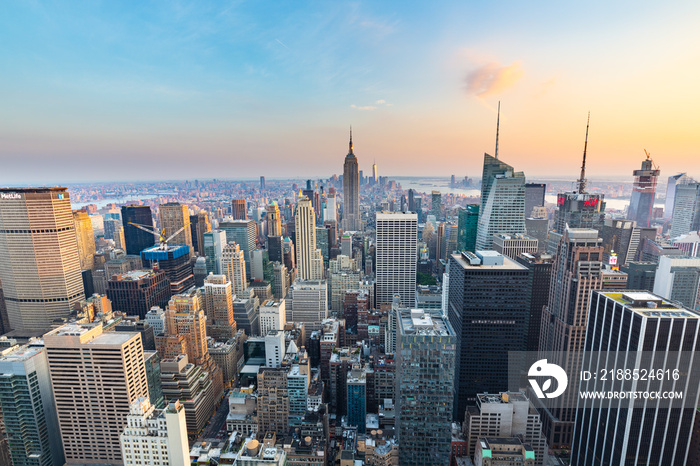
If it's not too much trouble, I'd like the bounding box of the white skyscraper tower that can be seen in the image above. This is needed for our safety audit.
[376,211,418,307]
[222,242,248,297]
[295,198,324,280]
[342,128,361,231]
[120,398,190,466]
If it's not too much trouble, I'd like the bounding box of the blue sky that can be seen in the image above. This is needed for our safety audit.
[2,1,700,183]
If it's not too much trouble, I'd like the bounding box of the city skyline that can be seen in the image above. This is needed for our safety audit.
[2,1,700,184]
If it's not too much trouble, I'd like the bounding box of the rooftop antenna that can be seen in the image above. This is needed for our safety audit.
[494,101,501,159]
[348,125,354,155]
[577,112,590,193]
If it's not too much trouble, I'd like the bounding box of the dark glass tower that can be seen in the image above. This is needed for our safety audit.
[572,291,700,465]
[121,205,156,256]
[447,251,530,421]
[524,182,546,217]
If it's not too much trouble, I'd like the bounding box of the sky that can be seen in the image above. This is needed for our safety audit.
[1,1,700,184]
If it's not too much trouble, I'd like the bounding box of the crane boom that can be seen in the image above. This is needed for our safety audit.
[164,221,191,244]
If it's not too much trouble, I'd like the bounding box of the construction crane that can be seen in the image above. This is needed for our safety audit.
[127,221,191,250]
[644,149,660,171]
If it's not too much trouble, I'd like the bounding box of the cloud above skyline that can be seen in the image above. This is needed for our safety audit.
[464,61,524,97]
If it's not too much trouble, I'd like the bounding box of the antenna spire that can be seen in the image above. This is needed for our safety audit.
[348,125,354,156]
[577,112,590,193]
[494,101,500,159]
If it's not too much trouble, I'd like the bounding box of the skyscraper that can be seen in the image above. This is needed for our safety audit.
[159,203,193,254]
[268,201,282,237]
[295,198,324,280]
[231,199,247,220]
[222,242,248,297]
[475,153,526,251]
[120,398,190,466]
[572,291,700,465]
[121,205,156,256]
[44,323,149,465]
[538,228,627,448]
[190,210,211,255]
[203,274,237,341]
[652,256,700,309]
[516,252,554,352]
[552,117,605,235]
[447,251,530,420]
[141,245,194,295]
[203,229,226,275]
[73,210,96,270]
[664,173,694,219]
[457,204,479,253]
[670,182,700,239]
[524,183,546,218]
[342,128,361,231]
[219,219,256,276]
[107,269,171,319]
[376,212,418,307]
[0,345,64,466]
[0,187,85,332]
[260,176,266,191]
[395,308,456,465]
[627,152,661,227]
[431,191,442,219]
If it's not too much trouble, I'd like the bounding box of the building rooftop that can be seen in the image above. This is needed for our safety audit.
[398,309,453,337]
[0,345,43,363]
[451,252,526,271]
[602,291,700,318]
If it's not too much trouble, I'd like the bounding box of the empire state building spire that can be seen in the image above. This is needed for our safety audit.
[348,126,354,156]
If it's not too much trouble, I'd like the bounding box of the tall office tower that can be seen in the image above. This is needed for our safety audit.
[222,242,248,297]
[121,205,155,257]
[103,217,120,240]
[457,205,479,253]
[141,245,194,295]
[516,252,554,352]
[273,264,289,299]
[257,367,290,437]
[264,329,286,368]
[621,261,657,291]
[372,161,378,184]
[492,233,538,259]
[203,274,237,341]
[190,210,211,255]
[346,364,367,433]
[407,189,416,213]
[552,117,606,236]
[233,294,260,336]
[653,256,700,309]
[329,267,361,312]
[431,191,442,219]
[163,290,223,398]
[343,290,369,335]
[159,355,215,435]
[572,291,700,466]
[665,173,694,219]
[260,176,266,191]
[0,187,85,332]
[285,349,310,427]
[316,226,330,266]
[601,218,656,265]
[524,183,546,218]
[203,229,226,275]
[342,129,361,232]
[0,281,9,335]
[670,182,700,239]
[219,219,256,276]
[464,392,548,465]
[627,152,661,227]
[232,199,247,220]
[538,228,615,448]
[120,398,189,466]
[73,210,96,270]
[107,269,171,318]
[143,350,165,409]
[376,212,418,307]
[447,251,530,420]
[268,202,282,237]
[159,203,193,254]
[323,194,337,222]
[113,226,126,250]
[44,323,149,465]
[260,299,286,334]
[268,235,283,263]
[673,231,700,257]
[475,153,526,250]
[288,280,328,332]
[295,198,324,280]
[396,308,456,466]
[0,345,64,466]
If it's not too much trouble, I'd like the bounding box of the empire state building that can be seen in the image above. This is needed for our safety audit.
[342,128,361,231]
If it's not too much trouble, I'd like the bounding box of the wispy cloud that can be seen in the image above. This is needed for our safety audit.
[351,104,377,111]
[535,76,557,97]
[464,61,524,97]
